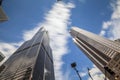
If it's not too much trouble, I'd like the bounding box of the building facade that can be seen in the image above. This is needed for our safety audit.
[0,52,5,62]
[0,27,55,80]
[0,0,8,22]
[70,27,120,80]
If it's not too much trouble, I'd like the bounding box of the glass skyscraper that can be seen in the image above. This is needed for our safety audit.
[70,27,120,80]
[0,27,55,80]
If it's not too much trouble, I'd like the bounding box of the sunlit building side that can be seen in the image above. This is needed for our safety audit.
[0,27,55,80]
[70,27,120,80]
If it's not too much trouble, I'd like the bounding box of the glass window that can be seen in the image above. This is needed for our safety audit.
[0,65,5,73]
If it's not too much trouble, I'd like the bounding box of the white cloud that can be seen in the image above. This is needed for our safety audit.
[62,65,72,80]
[100,0,120,40]
[111,0,120,19]
[108,0,120,39]
[79,71,87,77]
[110,20,120,39]
[0,41,23,57]
[23,27,40,41]
[99,30,106,36]
[102,21,112,30]
[88,65,105,80]
[43,2,75,80]
[0,41,23,65]
[96,0,120,80]
[0,2,74,80]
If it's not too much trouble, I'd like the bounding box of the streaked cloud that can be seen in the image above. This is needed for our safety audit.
[43,2,75,80]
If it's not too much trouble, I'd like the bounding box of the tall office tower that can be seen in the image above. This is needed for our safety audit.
[0,0,8,22]
[70,27,120,80]
[0,52,5,62]
[0,27,55,80]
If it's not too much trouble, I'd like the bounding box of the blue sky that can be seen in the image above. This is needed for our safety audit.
[0,0,120,80]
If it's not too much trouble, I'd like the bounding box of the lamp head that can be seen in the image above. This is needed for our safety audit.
[71,62,76,68]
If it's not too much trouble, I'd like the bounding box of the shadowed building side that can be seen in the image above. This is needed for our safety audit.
[0,27,55,80]
[0,0,8,22]
[70,27,120,80]
[0,52,5,62]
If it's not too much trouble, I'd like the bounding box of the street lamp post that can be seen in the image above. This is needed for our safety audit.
[71,62,82,80]
[87,67,94,80]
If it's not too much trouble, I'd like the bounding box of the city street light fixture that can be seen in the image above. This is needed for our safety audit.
[71,62,82,80]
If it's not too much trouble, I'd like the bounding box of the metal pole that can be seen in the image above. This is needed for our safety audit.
[74,67,82,80]
[87,68,94,80]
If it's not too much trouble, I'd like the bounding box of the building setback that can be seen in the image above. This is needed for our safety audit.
[0,27,55,80]
[70,27,120,80]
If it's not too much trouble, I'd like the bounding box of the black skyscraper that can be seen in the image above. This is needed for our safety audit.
[0,27,55,80]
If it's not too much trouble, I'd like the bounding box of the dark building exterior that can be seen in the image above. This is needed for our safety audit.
[0,52,5,62]
[0,0,8,22]
[70,27,120,80]
[0,27,55,80]
[0,0,2,6]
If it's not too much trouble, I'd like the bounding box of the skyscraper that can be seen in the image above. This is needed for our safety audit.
[0,0,8,22]
[0,27,55,80]
[70,27,120,80]
[0,52,5,62]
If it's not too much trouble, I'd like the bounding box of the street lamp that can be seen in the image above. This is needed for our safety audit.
[71,62,82,80]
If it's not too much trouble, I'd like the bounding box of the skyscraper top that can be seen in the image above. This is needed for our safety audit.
[70,27,120,80]
[0,27,55,80]
[70,27,120,53]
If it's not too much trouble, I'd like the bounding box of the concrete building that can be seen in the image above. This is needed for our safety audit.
[0,27,55,80]
[70,27,120,80]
